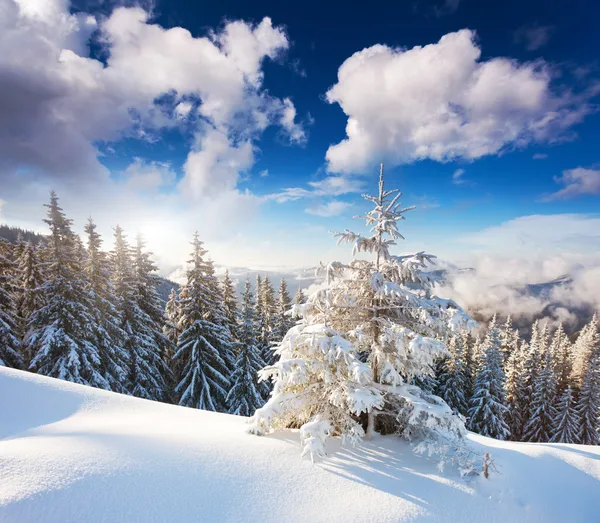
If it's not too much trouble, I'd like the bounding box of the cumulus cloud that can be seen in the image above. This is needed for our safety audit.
[305,200,351,217]
[0,0,308,271]
[325,29,598,174]
[543,167,600,200]
[514,24,554,51]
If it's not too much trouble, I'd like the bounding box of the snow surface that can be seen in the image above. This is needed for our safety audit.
[1,367,599,523]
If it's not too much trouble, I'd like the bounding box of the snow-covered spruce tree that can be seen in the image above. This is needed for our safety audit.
[576,352,600,445]
[549,323,572,392]
[163,288,181,348]
[0,239,22,368]
[499,316,517,363]
[523,346,558,443]
[27,193,106,386]
[550,386,580,444]
[111,226,168,401]
[520,321,544,422]
[249,164,475,460]
[437,332,470,417]
[84,218,128,392]
[174,233,234,412]
[258,275,277,366]
[504,339,528,441]
[14,241,45,352]
[222,270,240,348]
[133,235,173,364]
[227,278,265,416]
[273,277,294,343]
[467,317,510,440]
[572,315,599,388]
[293,287,307,306]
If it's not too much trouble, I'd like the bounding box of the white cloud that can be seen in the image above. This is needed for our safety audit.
[325,29,598,174]
[460,214,600,255]
[305,200,351,217]
[0,0,304,188]
[514,24,554,51]
[268,175,366,203]
[0,0,311,272]
[543,167,600,200]
[259,169,269,177]
[452,168,465,184]
[533,153,548,159]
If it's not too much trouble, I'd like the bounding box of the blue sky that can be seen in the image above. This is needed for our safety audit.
[1,0,600,276]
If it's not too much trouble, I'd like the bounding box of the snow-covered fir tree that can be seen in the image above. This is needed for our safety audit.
[550,386,580,444]
[111,226,168,401]
[293,287,306,306]
[520,321,544,423]
[549,323,571,392]
[523,346,558,443]
[499,316,517,362]
[504,339,528,441]
[257,275,277,366]
[0,239,22,368]
[273,277,294,343]
[174,233,234,412]
[27,193,106,387]
[14,240,45,350]
[227,278,265,416]
[163,288,181,349]
[576,352,600,445]
[437,332,470,417]
[222,270,240,347]
[84,218,128,392]
[467,317,510,440]
[572,315,599,388]
[133,235,173,364]
[250,164,474,459]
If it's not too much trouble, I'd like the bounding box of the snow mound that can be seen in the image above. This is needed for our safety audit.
[1,367,599,523]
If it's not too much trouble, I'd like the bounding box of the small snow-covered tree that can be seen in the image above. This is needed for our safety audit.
[174,233,233,412]
[249,164,474,459]
[550,386,580,444]
[0,239,22,368]
[572,315,599,388]
[293,287,306,306]
[523,347,558,443]
[27,193,105,387]
[222,270,240,347]
[227,278,265,416]
[576,352,600,445]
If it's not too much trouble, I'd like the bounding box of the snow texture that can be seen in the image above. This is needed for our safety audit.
[2,367,600,523]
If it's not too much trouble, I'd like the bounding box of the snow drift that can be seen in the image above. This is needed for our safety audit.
[1,367,599,523]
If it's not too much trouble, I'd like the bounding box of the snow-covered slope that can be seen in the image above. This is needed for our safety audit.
[1,368,599,523]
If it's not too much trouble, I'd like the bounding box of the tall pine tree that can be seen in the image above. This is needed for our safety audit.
[111,226,168,401]
[227,278,265,416]
[467,317,510,440]
[174,233,233,411]
[0,239,22,368]
[550,386,580,444]
[27,193,105,387]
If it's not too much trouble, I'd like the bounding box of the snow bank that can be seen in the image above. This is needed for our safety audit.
[1,367,599,523]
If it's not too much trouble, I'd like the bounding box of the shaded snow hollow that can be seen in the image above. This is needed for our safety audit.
[1,368,599,523]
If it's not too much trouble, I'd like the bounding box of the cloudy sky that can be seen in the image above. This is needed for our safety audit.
[1,0,599,286]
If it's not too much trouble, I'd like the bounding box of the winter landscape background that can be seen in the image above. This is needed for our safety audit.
[2,0,600,521]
